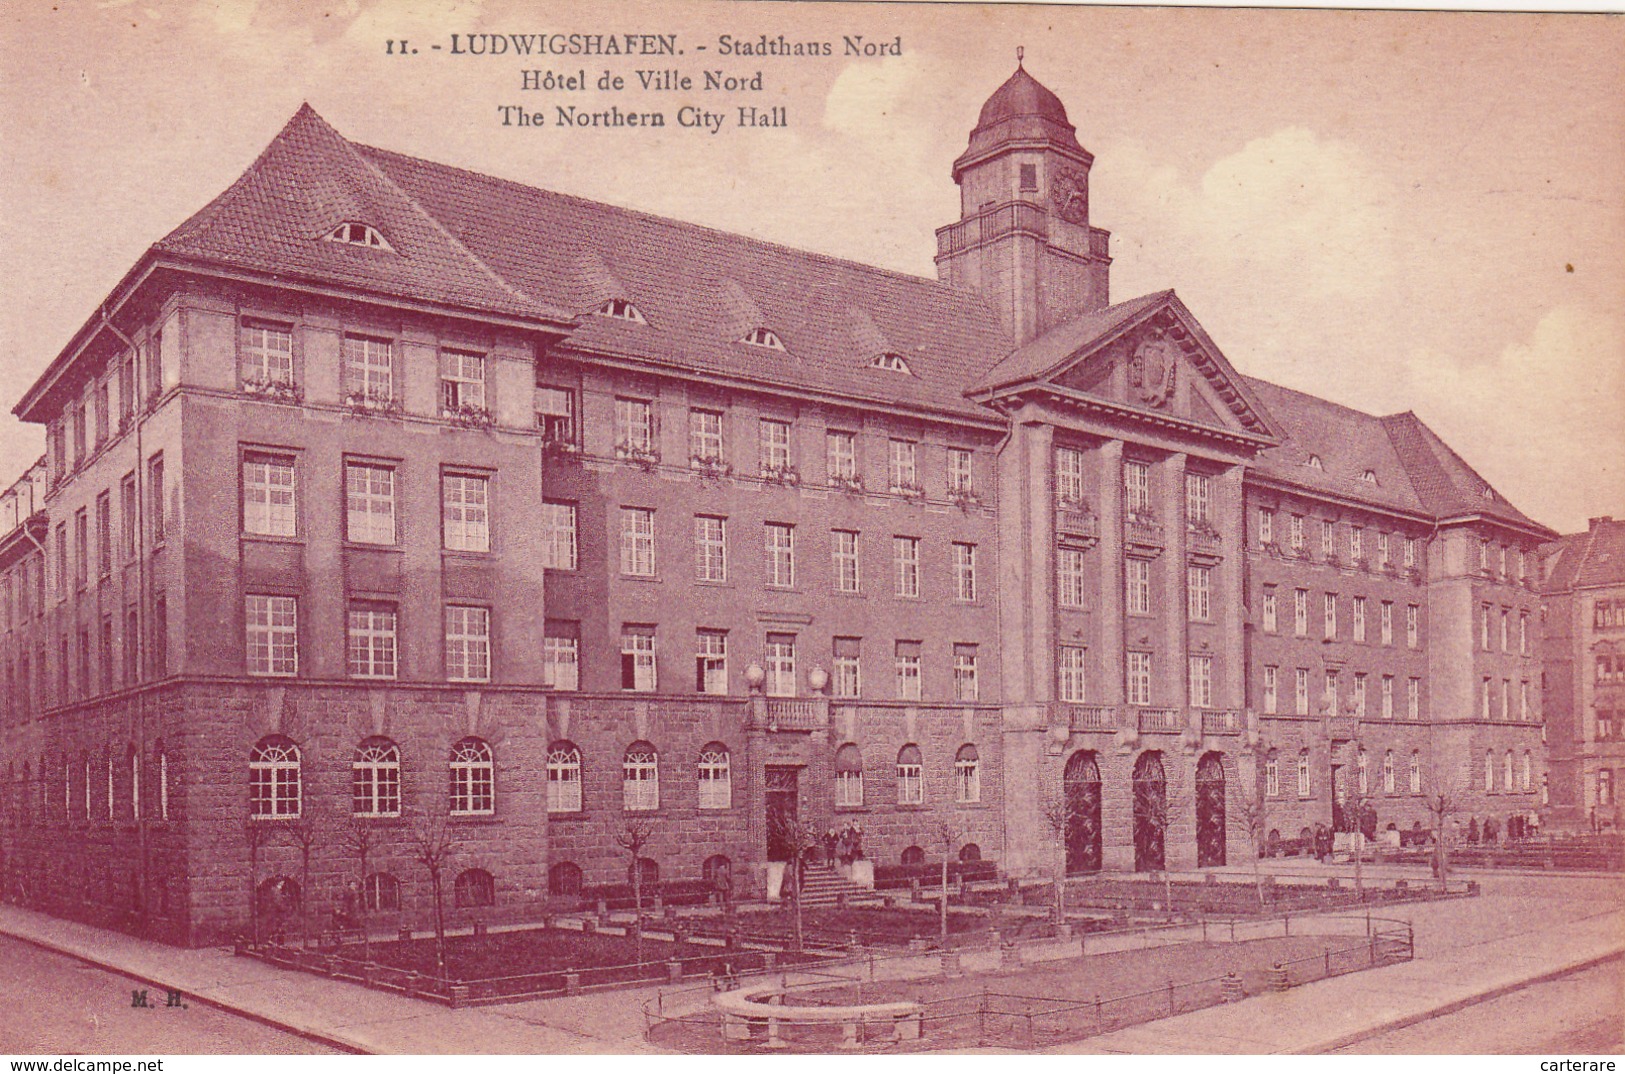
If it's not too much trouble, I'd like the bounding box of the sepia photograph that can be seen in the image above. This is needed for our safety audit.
[0,0,1621,1060]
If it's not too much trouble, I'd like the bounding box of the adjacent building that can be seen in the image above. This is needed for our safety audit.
[0,65,1553,945]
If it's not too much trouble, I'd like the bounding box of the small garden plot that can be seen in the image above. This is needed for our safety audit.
[728,906,991,948]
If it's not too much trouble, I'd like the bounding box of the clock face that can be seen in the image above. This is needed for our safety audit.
[1051,166,1089,224]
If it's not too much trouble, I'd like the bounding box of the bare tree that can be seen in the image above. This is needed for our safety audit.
[283,813,320,946]
[767,808,822,952]
[406,806,460,976]
[1134,759,1190,912]
[339,818,376,962]
[933,820,962,946]
[614,817,656,962]
[1039,792,1076,924]
[244,819,267,945]
[1227,776,1271,908]
[1424,778,1462,893]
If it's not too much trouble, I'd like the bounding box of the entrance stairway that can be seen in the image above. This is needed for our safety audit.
[795,862,867,907]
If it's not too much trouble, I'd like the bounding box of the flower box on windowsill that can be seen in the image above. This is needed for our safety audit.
[761,465,800,487]
[443,403,494,429]
[542,437,580,457]
[691,455,733,480]
[242,378,303,404]
[830,475,864,495]
[616,442,661,470]
[950,488,982,510]
[890,482,925,499]
[345,391,402,417]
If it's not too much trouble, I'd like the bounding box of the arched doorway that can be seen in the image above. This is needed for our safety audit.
[1063,751,1103,874]
[1132,751,1167,872]
[1196,752,1227,867]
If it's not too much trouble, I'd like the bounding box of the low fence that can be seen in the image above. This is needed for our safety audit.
[644,912,1415,1052]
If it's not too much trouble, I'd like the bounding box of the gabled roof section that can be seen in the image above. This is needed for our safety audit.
[969,290,1278,440]
[1379,411,1550,534]
[359,142,1012,421]
[1543,518,1625,592]
[153,104,563,322]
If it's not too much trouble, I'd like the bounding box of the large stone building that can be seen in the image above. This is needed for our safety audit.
[0,66,1553,944]
[1541,516,1625,831]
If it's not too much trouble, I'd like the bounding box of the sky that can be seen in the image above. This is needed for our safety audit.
[1,0,1621,534]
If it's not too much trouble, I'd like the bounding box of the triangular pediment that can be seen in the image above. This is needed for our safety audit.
[973,291,1279,442]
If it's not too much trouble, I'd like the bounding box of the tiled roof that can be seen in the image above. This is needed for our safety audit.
[971,291,1172,394]
[357,143,1012,422]
[1543,518,1625,592]
[1378,411,1544,531]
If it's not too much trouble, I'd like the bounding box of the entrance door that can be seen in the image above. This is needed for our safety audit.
[1132,751,1167,872]
[1330,762,1347,832]
[1063,751,1103,874]
[1196,752,1227,867]
[765,766,799,862]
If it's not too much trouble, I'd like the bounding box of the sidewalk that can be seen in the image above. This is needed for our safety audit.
[2,867,1620,1054]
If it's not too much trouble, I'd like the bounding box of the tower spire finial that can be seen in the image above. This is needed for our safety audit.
[1016,45,1024,68]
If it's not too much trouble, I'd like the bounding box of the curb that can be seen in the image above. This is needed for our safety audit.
[0,926,370,1055]
[1306,948,1625,1054]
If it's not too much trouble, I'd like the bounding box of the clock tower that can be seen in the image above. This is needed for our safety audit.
[935,59,1111,345]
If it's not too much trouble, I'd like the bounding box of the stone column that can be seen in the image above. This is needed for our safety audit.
[1219,464,1248,712]
[1096,440,1125,706]
[1162,453,1188,718]
[1024,421,1057,702]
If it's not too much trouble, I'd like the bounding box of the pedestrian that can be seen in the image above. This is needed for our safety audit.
[1467,816,1480,844]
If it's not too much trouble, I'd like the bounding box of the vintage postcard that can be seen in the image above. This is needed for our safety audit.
[0,0,1621,1061]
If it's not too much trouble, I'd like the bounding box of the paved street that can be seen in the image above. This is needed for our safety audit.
[0,935,339,1055]
[1334,957,1624,1054]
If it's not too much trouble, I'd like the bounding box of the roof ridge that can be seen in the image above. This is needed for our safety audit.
[355,142,990,300]
[1242,373,1393,425]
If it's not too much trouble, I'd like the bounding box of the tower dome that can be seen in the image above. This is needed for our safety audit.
[976,66,1071,129]
[954,62,1090,182]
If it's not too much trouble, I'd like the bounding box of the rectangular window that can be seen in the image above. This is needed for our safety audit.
[536,387,576,444]
[1298,754,1312,798]
[120,473,136,560]
[1353,672,1368,717]
[1290,514,1305,553]
[1266,757,1281,798]
[1407,604,1420,648]
[1407,678,1421,719]
[94,382,109,449]
[146,455,164,544]
[765,633,796,697]
[696,629,727,695]
[343,335,394,403]
[119,351,135,422]
[1058,645,1088,702]
[1056,446,1086,504]
[240,321,294,387]
[1294,588,1309,636]
[1262,586,1278,633]
[1325,669,1340,714]
[952,542,977,602]
[1350,526,1364,562]
[1380,601,1394,645]
[336,461,395,545]
[441,472,490,552]
[1259,508,1274,546]
[246,595,298,677]
[615,397,655,455]
[445,605,491,682]
[71,404,85,468]
[833,636,862,698]
[1127,558,1151,615]
[1520,611,1530,655]
[1185,472,1211,525]
[542,502,578,571]
[1500,608,1510,653]
[1262,666,1278,714]
[894,640,922,701]
[1502,678,1511,721]
[74,510,88,587]
[1481,603,1493,650]
[1188,654,1213,708]
[759,419,792,476]
[54,524,66,599]
[894,536,920,598]
[953,643,979,702]
[543,626,580,691]
[1382,675,1395,719]
[1323,593,1338,639]
[1404,536,1417,568]
[620,626,657,691]
[694,515,727,582]
[1126,652,1152,706]
[243,453,297,537]
[1295,668,1310,716]
[689,408,724,464]
[1353,596,1367,643]
[1321,519,1335,560]
[346,604,397,679]
[1057,547,1087,609]
[827,430,858,483]
[888,439,918,493]
[765,522,795,588]
[1520,680,1531,721]
[439,350,486,413]
[1481,677,1492,719]
[832,529,861,593]
[95,493,111,578]
[947,448,974,494]
[1124,461,1151,514]
[1377,531,1390,567]
[1187,565,1211,621]
[620,507,656,576]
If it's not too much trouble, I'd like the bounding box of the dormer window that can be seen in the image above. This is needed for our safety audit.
[1306,455,1323,470]
[1361,470,1379,484]
[324,222,391,250]
[870,352,912,374]
[1482,485,1495,501]
[740,327,785,351]
[596,298,647,325]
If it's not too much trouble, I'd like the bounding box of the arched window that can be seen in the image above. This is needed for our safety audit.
[1383,750,1395,794]
[623,742,659,811]
[37,754,48,821]
[1522,751,1533,792]
[1409,750,1422,794]
[703,854,732,891]
[364,872,400,912]
[546,742,582,813]
[1504,750,1515,793]
[450,738,495,816]
[1265,751,1280,797]
[249,736,301,819]
[697,743,731,810]
[958,843,982,862]
[453,868,495,908]
[1306,454,1323,470]
[835,744,864,808]
[1296,750,1311,798]
[896,744,924,805]
[82,751,91,820]
[62,756,71,820]
[901,845,925,865]
[154,740,169,821]
[128,745,139,819]
[1485,749,1495,792]
[954,744,980,803]
[20,762,30,825]
[351,738,402,817]
[548,861,583,898]
[1357,748,1369,794]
